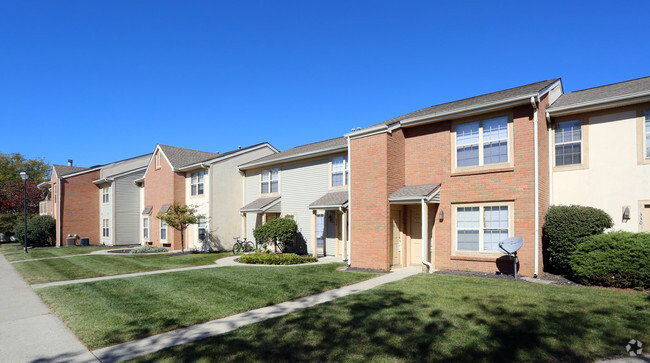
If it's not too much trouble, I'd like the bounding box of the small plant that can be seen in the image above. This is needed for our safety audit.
[238,253,317,265]
[569,231,649,289]
[543,205,613,274]
[130,246,168,254]
[464,268,471,273]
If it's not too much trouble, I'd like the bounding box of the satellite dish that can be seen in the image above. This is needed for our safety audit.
[498,236,524,254]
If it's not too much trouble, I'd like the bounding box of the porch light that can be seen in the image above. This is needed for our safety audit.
[622,206,630,221]
[439,210,444,222]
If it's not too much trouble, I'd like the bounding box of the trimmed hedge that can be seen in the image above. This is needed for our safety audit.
[238,253,317,265]
[130,246,168,254]
[569,231,650,289]
[543,205,613,274]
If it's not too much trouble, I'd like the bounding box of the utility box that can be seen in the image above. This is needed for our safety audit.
[81,238,90,246]
[65,237,76,247]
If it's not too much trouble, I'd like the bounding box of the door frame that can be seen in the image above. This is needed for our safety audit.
[390,208,403,267]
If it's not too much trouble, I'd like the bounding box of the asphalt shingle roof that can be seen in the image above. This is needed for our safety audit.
[158,145,220,169]
[53,164,90,177]
[240,196,281,212]
[240,137,347,168]
[309,190,348,208]
[548,76,650,110]
[367,79,560,129]
[389,184,440,200]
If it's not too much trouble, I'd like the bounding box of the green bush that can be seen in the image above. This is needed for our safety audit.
[13,215,55,247]
[569,231,650,289]
[238,253,317,265]
[130,246,168,254]
[543,205,613,274]
[0,213,21,235]
[253,217,298,252]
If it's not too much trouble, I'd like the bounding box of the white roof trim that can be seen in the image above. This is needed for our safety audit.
[239,145,347,170]
[180,143,278,172]
[547,91,650,117]
[59,166,102,179]
[240,197,282,213]
[308,202,349,210]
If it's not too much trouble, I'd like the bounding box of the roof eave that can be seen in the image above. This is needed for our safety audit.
[308,202,349,210]
[547,92,650,117]
[239,146,348,170]
[59,167,101,179]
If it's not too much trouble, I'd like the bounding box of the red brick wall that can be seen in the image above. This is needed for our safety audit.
[143,149,187,250]
[59,170,101,246]
[351,103,546,276]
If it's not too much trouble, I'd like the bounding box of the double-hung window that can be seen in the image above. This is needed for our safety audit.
[102,219,110,237]
[197,217,207,241]
[191,170,205,196]
[456,116,509,168]
[456,205,510,252]
[143,217,149,240]
[261,168,279,194]
[645,110,650,159]
[102,187,109,203]
[160,220,167,240]
[554,120,582,166]
[331,156,349,187]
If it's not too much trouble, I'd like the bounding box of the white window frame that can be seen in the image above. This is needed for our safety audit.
[554,120,582,167]
[197,217,207,241]
[160,219,167,240]
[102,219,110,238]
[143,217,149,240]
[102,186,109,204]
[261,168,279,194]
[331,156,349,187]
[453,115,511,170]
[190,170,205,196]
[453,203,513,254]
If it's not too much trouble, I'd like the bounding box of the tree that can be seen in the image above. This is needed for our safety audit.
[156,202,202,253]
[0,153,50,184]
[253,217,298,253]
[13,215,56,247]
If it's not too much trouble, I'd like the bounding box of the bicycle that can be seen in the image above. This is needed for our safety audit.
[232,236,254,255]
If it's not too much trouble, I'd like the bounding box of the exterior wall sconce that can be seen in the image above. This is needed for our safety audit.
[439,210,444,222]
[622,206,630,221]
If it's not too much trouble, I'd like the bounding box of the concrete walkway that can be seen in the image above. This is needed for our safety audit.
[92,267,419,362]
[32,255,342,290]
[0,253,99,362]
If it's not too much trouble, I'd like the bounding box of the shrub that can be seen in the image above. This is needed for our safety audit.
[543,205,613,274]
[13,215,55,247]
[238,253,317,265]
[253,217,298,253]
[0,213,21,235]
[130,246,168,254]
[569,231,650,289]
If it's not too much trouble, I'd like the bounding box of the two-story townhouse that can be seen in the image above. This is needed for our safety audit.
[92,154,150,246]
[239,137,350,257]
[546,76,650,232]
[347,79,564,277]
[138,143,277,251]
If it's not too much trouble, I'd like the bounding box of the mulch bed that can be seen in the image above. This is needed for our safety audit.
[434,269,581,286]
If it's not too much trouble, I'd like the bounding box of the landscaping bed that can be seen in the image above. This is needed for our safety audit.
[237,252,317,265]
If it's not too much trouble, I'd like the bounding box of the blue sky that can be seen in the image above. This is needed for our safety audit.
[1,1,648,168]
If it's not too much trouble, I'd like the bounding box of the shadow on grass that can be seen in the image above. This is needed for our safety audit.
[130,287,638,362]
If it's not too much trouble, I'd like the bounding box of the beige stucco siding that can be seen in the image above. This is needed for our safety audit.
[552,109,650,231]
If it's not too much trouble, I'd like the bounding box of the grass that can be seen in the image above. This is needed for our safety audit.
[130,274,650,363]
[36,263,374,349]
[0,242,121,262]
[13,252,231,284]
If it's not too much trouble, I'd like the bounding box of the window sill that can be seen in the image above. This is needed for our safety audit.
[329,185,348,191]
[451,254,500,262]
[552,163,588,172]
[451,166,514,177]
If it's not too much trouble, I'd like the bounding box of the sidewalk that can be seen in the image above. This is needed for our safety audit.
[92,267,419,362]
[0,253,98,362]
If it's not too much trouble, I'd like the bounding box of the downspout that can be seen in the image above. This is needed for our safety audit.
[421,198,433,273]
[546,111,553,206]
[346,136,352,266]
[339,205,346,262]
[531,96,540,278]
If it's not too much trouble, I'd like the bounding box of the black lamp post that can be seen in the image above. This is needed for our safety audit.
[20,171,29,253]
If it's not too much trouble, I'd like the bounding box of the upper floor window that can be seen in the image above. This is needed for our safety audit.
[155,152,161,169]
[261,168,279,194]
[191,170,205,196]
[456,116,508,168]
[645,110,650,159]
[555,120,582,166]
[456,204,509,252]
[102,187,109,203]
[331,156,349,187]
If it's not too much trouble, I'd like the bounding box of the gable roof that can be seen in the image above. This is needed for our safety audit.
[349,78,561,138]
[158,144,221,170]
[309,190,349,210]
[389,183,441,203]
[53,164,91,178]
[547,76,650,116]
[239,137,347,170]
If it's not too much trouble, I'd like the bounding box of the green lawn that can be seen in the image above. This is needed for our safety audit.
[130,274,650,363]
[0,242,121,262]
[14,253,231,284]
[36,263,374,349]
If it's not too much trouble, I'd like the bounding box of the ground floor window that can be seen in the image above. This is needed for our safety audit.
[143,217,149,240]
[197,217,206,241]
[454,203,511,252]
[160,220,167,240]
[102,219,110,238]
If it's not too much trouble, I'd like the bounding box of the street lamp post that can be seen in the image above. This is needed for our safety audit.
[20,171,29,253]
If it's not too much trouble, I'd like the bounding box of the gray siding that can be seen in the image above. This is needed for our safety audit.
[101,155,150,178]
[114,171,144,245]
